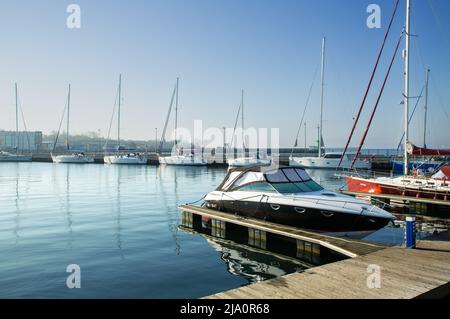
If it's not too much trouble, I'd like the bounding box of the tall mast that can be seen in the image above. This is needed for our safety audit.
[15,83,18,151]
[118,74,122,150]
[155,128,158,153]
[318,37,326,157]
[423,67,430,148]
[175,77,179,149]
[304,122,307,149]
[403,0,411,175]
[67,84,71,151]
[241,89,245,155]
[317,124,320,151]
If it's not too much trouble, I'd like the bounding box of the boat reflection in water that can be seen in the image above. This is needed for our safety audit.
[205,236,303,283]
[180,212,347,283]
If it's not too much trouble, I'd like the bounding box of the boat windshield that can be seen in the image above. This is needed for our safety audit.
[265,168,323,193]
[228,167,323,194]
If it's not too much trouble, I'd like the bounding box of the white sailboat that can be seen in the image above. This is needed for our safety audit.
[158,78,207,166]
[51,84,94,164]
[227,90,272,168]
[104,75,147,165]
[0,151,31,162]
[293,152,371,169]
[289,38,370,170]
[0,83,32,162]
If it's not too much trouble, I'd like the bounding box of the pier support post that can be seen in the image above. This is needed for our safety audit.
[297,239,321,263]
[211,219,226,239]
[248,228,266,249]
[405,216,416,249]
[182,211,194,228]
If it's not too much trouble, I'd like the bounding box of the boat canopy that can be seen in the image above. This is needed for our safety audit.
[217,166,323,194]
[432,166,450,180]
[407,142,450,156]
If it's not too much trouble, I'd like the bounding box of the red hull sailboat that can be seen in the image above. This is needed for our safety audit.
[347,144,450,201]
[347,165,450,201]
[343,0,449,203]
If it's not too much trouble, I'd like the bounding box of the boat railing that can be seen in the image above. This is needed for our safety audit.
[313,193,393,212]
[334,169,393,181]
[288,194,380,212]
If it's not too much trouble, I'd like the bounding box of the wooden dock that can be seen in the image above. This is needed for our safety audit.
[179,204,450,299]
[206,237,450,299]
[179,205,386,258]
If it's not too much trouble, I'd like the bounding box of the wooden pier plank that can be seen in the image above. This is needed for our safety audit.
[206,240,450,299]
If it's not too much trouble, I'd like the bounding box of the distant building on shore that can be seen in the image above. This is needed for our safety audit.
[0,131,43,151]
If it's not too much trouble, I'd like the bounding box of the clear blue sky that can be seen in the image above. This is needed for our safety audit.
[0,0,449,148]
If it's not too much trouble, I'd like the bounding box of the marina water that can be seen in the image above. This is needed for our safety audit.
[0,162,437,298]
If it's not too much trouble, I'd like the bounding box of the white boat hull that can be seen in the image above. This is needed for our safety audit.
[289,156,371,169]
[52,155,94,164]
[227,157,272,168]
[0,154,32,162]
[104,155,147,165]
[159,155,207,166]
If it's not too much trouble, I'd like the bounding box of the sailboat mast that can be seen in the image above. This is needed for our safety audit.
[317,124,320,151]
[118,74,122,150]
[403,0,411,175]
[15,83,19,151]
[175,77,179,149]
[241,89,245,156]
[423,67,430,148]
[318,37,326,157]
[304,122,307,149]
[67,84,71,151]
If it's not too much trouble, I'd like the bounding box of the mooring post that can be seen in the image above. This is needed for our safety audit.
[405,216,416,249]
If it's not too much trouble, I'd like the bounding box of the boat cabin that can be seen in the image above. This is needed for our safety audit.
[217,166,324,194]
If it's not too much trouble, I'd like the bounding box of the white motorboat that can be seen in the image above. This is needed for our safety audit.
[290,152,371,169]
[203,166,394,238]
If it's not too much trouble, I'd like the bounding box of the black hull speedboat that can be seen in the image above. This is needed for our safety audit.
[204,166,394,238]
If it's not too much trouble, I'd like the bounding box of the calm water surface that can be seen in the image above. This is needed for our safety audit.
[0,162,425,298]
